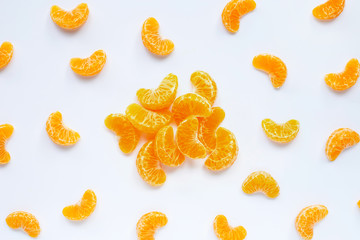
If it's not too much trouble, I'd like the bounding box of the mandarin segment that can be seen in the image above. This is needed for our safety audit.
[295,205,328,240]
[0,124,14,164]
[262,119,300,143]
[199,107,225,151]
[137,141,166,186]
[325,128,359,161]
[63,189,97,221]
[46,111,80,146]
[0,41,13,69]
[6,211,40,238]
[105,114,140,154]
[213,215,247,240]
[253,54,287,88]
[137,211,168,240]
[141,17,174,56]
[176,116,207,159]
[50,3,89,30]
[126,103,172,134]
[242,171,280,198]
[190,71,217,105]
[137,73,178,110]
[171,93,212,125]
[222,0,256,33]
[325,58,360,91]
[70,50,106,76]
[313,0,345,20]
[155,126,185,167]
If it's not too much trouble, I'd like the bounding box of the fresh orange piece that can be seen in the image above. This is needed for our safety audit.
[262,119,300,143]
[155,126,185,167]
[175,116,207,159]
[253,54,287,88]
[205,127,238,171]
[357,200,360,208]
[0,124,14,164]
[137,211,168,240]
[171,93,212,125]
[190,71,217,105]
[6,211,40,238]
[137,141,166,186]
[105,113,140,154]
[199,107,225,151]
[313,0,345,20]
[141,17,174,56]
[50,3,89,30]
[137,73,178,110]
[213,215,247,240]
[222,0,256,33]
[126,103,172,134]
[295,205,328,240]
[325,128,359,161]
[70,50,106,76]
[0,42,13,69]
[63,189,97,221]
[242,171,280,198]
[46,111,80,146]
[325,58,360,91]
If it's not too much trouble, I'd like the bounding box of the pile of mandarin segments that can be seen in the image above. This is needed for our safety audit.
[0,0,359,239]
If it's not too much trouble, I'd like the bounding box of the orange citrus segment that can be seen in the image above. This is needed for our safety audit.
[199,107,225,151]
[50,3,89,30]
[175,116,207,159]
[242,171,280,198]
[222,0,256,33]
[262,119,300,143]
[105,113,140,154]
[171,93,212,125]
[0,124,14,164]
[357,200,360,208]
[6,211,40,238]
[137,211,168,240]
[190,71,217,105]
[63,189,97,221]
[295,205,328,240]
[205,127,238,171]
[155,126,185,167]
[325,128,359,161]
[0,42,13,69]
[325,58,360,91]
[126,103,172,134]
[141,17,174,56]
[136,141,166,186]
[253,54,287,88]
[313,0,345,20]
[70,50,106,76]
[46,111,80,146]
[213,215,247,240]
[137,73,178,110]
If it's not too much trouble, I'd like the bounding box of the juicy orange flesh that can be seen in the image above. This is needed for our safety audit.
[0,41,14,69]
[199,107,225,151]
[141,17,174,56]
[242,171,280,198]
[105,114,140,154]
[313,0,345,20]
[190,71,217,105]
[325,128,360,161]
[155,126,185,167]
[222,0,256,33]
[50,3,89,29]
[325,58,360,91]
[6,211,40,238]
[137,212,168,240]
[262,119,300,143]
[253,54,287,88]
[214,215,247,240]
[136,141,166,186]
[175,116,207,159]
[0,124,14,164]
[137,73,178,110]
[70,50,106,76]
[63,189,97,221]
[295,205,328,240]
[46,111,80,146]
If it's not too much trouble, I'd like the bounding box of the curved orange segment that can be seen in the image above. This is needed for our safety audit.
[190,71,217,105]
[199,107,225,151]
[213,215,247,240]
[242,171,280,198]
[6,211,40,238]
[0,124,14,164]
[325,58,360,91]
[222,0,256,33]
[70,50,106,76]
[50,3,89,30]
[253,54,287,88]
[295,205,328,240]
[46,111,80,146]
[325,128,359,161]
[63,189,97,221]
[137,211,168,240]
[313,0,345,20]
[0,42,14,69]
[262,119,300,143]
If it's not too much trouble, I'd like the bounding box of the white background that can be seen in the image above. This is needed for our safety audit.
[0,0,359,239]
